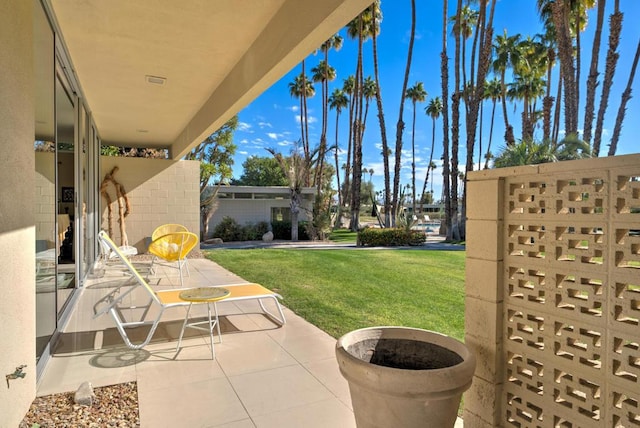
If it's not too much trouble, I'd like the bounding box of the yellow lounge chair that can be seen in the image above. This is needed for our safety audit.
[95,231,286,357]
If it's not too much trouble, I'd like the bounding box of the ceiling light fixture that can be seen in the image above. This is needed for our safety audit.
[145,75,166,85]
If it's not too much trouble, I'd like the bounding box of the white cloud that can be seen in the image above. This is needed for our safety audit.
[238,150,248,155]
[237,122,252,132]
[278,140,294,147]
[258,121,273,128]
[267,132,278,140]
[294,115,317,124]
[287,105,299,112]
[240,138,249,144]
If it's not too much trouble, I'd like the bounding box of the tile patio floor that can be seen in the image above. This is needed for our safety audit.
[37,256,463,427]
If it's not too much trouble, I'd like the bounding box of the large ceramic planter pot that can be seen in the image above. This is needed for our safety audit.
[336,326,476,428]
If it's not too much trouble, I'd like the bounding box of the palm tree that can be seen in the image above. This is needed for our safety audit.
[311,60,336,190]
[392,0,416,225]
[342,75,355,211]
[288,72,315,183]
[266,147,307,241]
[440,0,452,239]
[288,75,306,150]
[450,4,479,101]
[609,39,640,156]
[449,0,463,239]
[582,0,606,147]
[362,76,377,138]
[405,82,427,214]
[329,89,348,227]
[369,1,391,227]
[316,34,343,188]
[483,78,502,169]
[594,0,623,156]
[538,0,595,138]
[492,30,521,145]
[346,8,376,231]
[551,0,578,136]
[508,73,546,141]
[422,97,442,204]
[462,0,497,241]
[534,30,557,142]
[516,36,548,138]
[494,136,590,168]
[429,161,437,194]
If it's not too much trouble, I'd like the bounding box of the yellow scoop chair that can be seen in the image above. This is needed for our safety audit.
[148,230,199,286]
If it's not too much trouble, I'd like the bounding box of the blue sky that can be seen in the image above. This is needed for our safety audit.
[233,0,640,199]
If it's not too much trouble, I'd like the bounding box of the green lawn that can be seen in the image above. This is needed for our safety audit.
[327,229,358,243]
[205,249,466,341]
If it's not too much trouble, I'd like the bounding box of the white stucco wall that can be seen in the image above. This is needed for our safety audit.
[0,0,37,424]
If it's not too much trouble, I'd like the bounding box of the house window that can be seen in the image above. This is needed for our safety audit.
[271,207,291,222]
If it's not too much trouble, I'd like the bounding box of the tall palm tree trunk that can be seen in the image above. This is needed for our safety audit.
[484,99,497,169]
[478,99,483,170]
[411,101,417,213]
[552,0,578,136]
[583,0,606,147]
[593,2,623,156]
[500,70,514,145]
[392,0,416,225]
[450,0,463,241]
[333,109,342,229]
[609,38,640,156]
[371,5,391,227]
[301,60,309,163]
[542,44,556,142]
[463,0,495,240]
[441,0,452,239]
[421,116,437,202]
[349,18,365,231]
[552,75,563,145]
[344,90,355,211]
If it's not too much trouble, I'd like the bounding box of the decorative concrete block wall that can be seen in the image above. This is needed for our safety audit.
[465,154,640,427]
[100,157,200,251]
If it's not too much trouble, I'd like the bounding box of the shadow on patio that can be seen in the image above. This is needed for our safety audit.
[37,258,356,427]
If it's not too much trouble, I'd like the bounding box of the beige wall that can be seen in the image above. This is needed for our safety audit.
[100,156,200,251]
[0,0,37,424]
[209,198,313,237]
[464,154,640,427]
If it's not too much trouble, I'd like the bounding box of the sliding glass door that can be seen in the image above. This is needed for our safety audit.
[34,0,100,367]
[34,0,56,362]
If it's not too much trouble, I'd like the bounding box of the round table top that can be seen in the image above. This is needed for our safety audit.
[179,287,230,302]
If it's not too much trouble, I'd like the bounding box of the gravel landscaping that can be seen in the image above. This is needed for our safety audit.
[20,382,139,428]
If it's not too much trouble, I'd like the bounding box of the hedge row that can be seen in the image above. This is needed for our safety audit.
[211,217,310,242]
[357,227,427,247]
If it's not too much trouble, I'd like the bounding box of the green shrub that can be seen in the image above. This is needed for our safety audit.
[212,216,242,241]
[242,221,270,240]
[272,221,310,241]
[358,227,426,247]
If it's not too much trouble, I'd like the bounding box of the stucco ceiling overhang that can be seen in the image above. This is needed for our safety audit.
[49,0,371,158]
